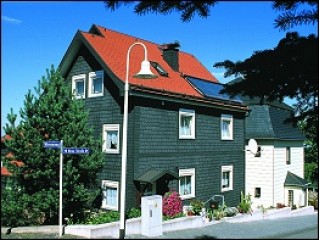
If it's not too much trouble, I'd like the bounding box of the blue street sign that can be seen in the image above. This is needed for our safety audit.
[63,148,90,154]
[44,140,61,149]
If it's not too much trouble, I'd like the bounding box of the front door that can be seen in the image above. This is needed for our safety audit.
[288,190,294,207]
[156,177,170,196]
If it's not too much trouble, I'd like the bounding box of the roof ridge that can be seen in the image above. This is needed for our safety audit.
[92,24,198,57]
[92,23,161,47]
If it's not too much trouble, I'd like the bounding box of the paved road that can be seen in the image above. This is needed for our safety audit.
[263,226,318,239]
[124,213,318,239]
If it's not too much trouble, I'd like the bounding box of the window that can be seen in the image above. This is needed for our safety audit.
[179,109,195,139]
[286,147,291,165]
[101,180,119,210]
[221,114,233,140]
[88,71,104,97]
[72,74,86,99]
[179,168,195,200]
[221,165,233,192]
[150,61,168,77]
[102,124,120,154]
[255,187,261,198]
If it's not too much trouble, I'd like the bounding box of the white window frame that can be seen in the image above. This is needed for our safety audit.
[179,109,195,139]
[88,71,104,98]
[102,124,120,154]
[179,168,195,200]
[101,180,119,211]
[221,114,233,140]
[221,165,233,192]
[72,74,86,99]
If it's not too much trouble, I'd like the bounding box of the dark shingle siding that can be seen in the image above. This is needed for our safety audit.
[65,53,124,199]
[65,54,246,209]
[134,99,246,207]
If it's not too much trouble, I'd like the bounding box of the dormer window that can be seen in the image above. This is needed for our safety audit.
[150,61,168,77]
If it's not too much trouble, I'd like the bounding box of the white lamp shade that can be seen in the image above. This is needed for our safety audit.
[134,60,157,79]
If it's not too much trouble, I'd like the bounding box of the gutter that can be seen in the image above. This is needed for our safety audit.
[130,85,249,113]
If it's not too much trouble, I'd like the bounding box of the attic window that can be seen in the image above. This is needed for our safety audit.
[150,61,168,77]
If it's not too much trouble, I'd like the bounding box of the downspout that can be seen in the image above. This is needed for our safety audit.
[272,140,275,207]
[244,108,252,196]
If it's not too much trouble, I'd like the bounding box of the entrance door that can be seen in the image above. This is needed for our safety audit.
[288,190,294,207]
[156,177,170,196]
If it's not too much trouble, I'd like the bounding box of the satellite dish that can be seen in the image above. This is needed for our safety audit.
[248,139,258,155]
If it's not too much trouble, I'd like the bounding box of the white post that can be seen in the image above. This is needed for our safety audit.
[59,140,63,237]
[119,42,149,239]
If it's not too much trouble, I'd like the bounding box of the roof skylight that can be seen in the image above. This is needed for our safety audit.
[150,61,168,77]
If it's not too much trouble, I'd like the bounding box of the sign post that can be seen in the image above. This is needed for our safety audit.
[43,140,63,237]
[43,140,90,237]
[59,140,63,237]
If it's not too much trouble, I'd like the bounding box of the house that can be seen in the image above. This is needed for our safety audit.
[230,80,309,208]
[59,24,249,211]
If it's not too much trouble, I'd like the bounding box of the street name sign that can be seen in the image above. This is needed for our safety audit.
[63,147,90,154]
[43,140,61,149]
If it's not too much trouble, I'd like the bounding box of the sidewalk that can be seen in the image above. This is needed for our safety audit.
[2,209,317,239]
[124,212,318,239]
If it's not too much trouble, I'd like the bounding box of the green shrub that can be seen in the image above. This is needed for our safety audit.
[212,208,224,220]
[1,189,55,227]
[190,199,204,215]
[127,207,141,219]
[84,210,120,224]
[1,190,26,227]
[163,212,184,221]
[237,191,252,214]
[308,191,318,210]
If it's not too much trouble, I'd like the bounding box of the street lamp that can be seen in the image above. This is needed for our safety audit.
[119,42,157,239]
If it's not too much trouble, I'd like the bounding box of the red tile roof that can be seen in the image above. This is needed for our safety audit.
[1,135,24,177]
[1,167,12,176]
[80,24,218,99]
[1,160,24,177]
[1,134,12,143]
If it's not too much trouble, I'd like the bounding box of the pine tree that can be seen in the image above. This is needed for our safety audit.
[2,65,103,225]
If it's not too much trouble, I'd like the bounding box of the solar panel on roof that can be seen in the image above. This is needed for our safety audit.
[186,77,242,103]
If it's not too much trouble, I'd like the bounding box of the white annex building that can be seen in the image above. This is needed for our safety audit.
[243,100,308,209]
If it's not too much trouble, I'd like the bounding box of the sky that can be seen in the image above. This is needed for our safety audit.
[1,1,318,134]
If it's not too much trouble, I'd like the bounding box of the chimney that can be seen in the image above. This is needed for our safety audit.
[160,41,180,72]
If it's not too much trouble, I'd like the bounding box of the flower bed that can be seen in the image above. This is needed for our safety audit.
[4,206,315,238]
[65,215,204,238]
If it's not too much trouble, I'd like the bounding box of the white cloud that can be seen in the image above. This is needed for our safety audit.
[2,15,22,24]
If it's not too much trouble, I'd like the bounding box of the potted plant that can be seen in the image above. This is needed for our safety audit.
[190,199,204,215]
[207,210,214,222]
[187,209,195,216]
